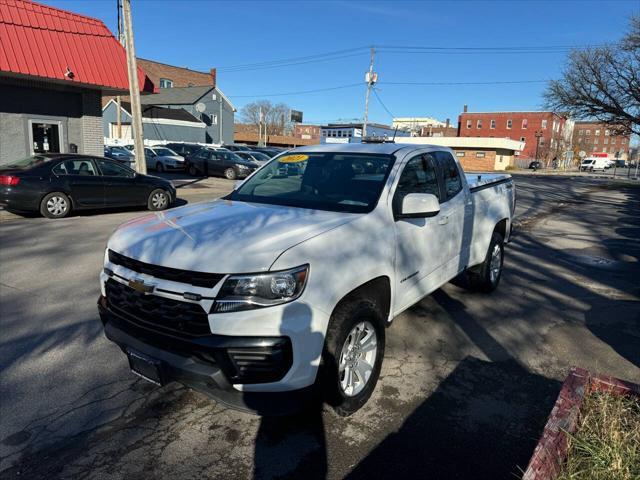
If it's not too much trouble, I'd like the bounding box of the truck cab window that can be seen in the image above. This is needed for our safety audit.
[435,151,462,200]
[393,154,439,212]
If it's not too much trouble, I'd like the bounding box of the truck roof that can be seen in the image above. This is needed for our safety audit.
[293,142,436,156]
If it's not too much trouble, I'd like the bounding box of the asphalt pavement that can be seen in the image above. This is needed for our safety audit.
[0,175,638,479]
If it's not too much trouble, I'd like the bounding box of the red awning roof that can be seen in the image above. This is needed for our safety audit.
[0,0,154,93]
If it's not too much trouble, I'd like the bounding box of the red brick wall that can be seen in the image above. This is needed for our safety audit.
[454,149,495,171]
[419,126,458,137]
[572,122,630,158]
[458,112,566,160]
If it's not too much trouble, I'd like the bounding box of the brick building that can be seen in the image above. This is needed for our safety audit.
[420,119,457,138]
[572,121,631,160]
[458,108,572,162]
[103,58,217,107]
[293,124,321,141]
[402,137,524,171]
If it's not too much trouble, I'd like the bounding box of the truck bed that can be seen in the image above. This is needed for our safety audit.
[466,173,512,192]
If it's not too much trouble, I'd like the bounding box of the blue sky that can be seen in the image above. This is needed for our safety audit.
[48,0,638,126]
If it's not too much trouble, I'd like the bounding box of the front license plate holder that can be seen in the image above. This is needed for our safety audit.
[127,350,164,386]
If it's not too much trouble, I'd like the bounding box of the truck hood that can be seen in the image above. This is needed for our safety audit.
[107,199,356,273]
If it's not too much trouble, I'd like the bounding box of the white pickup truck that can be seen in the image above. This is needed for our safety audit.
[98,143,515,415]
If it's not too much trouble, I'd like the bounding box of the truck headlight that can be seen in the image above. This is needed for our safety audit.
[213,265,308,313]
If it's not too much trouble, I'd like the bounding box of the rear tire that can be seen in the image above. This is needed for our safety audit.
[464,232,504,293]
[147,189,170,211]
[188,164,199,176]
[320,298,385,416]
[40,192,71,219]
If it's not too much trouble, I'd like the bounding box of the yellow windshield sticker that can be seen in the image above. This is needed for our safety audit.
[279,154,308,163]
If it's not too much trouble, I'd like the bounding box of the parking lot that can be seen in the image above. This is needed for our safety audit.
[0,175,639,479]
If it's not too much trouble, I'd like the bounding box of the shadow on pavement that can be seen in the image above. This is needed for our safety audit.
[347,357,560,480]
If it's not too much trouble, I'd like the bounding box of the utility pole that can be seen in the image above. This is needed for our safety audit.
[362,47,376,139]
[122,0,146,173]
[116,0,123,140]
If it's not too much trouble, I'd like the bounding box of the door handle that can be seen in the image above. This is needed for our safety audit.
[438,215,449,225]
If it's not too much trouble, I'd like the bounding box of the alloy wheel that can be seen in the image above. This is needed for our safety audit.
[489,243,502,284]
[339,321,378,397]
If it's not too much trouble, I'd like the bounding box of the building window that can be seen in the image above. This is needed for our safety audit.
[210,114,217,125]
[594,138,599,145]
[578,129,584,135]
[506,119,512,129]
[476,119,482,129]
[456,151,465,157]
[466,120,472,129]
[621,138,627,144]
[604,138,609,144]
[605,129,610,136]
[595,129,600,136]
[602,147,608,153]
[476,152,486,158]
[553,121,559,132]
[490,119,496,129]
[522,119,528,129]
[520,137,526,142]
[585,130,591,135]
[541,119,548,129]
[159,78,173,88]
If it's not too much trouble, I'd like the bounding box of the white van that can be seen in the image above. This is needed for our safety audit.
[580,157,609,172]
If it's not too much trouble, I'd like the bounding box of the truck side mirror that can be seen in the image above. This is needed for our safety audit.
[396,193,440,220]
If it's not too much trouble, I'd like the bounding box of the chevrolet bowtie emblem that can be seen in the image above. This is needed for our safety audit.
[128,278,155,294]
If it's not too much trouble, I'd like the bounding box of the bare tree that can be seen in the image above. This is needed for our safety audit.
[545,16,640,136]
[239,100,290,136]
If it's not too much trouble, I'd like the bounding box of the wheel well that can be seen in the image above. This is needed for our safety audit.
[495,218,508,239]
[333,276,391,322]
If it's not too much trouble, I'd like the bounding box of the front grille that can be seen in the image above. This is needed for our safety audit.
[108,250,224,288]
[105,279,210,338]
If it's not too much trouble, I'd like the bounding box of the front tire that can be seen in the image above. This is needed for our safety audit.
[40,192,71,219]
[224,168,237,180]
[147,189,170,211]
[156,162,164,173]
[321,299,385,416]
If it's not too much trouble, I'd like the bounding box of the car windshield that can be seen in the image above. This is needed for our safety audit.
[228,152,395,213]
[2,155,50,170]
[111,147,130,154]
[153,148,177,156]
[251,152,271,161]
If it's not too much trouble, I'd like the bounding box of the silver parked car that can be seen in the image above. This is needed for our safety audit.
[144,147,185,172]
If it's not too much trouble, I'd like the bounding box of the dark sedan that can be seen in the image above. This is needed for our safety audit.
[0,154,176,218]
[528,161,542,170]
[188,148,259,179]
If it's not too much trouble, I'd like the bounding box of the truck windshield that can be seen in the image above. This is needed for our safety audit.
[228,152,395,213]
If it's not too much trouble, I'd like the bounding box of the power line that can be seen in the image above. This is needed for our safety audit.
[229,79,547,99]
[213,43,601,73]
[372,88,394,118]
[217,47,368,72]
[382,79,548,86]
[231,82,363,98]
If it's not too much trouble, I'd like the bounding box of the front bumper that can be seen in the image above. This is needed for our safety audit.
[98,298,313,414]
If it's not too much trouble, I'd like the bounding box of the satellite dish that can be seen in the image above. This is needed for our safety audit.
[195,102,207,113]
[579,150,587,158]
